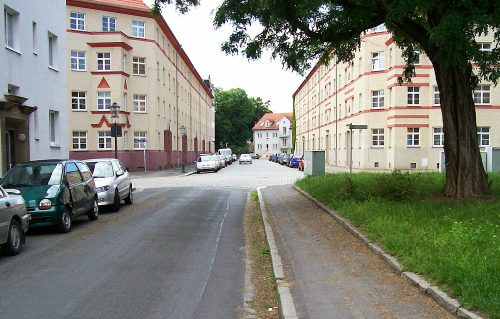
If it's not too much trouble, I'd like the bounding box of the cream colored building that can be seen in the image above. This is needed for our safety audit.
[66,0,214,171]
[252,113,293,157]
[294,25,500,171]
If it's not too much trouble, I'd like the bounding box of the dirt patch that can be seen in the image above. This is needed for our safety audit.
[243,192,280,319]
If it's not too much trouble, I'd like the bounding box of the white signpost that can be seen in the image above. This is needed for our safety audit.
[134,137,147,172]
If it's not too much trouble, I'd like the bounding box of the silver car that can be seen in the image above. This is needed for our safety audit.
[84,159,132,212]
[196,155,219,173]
[0,186,30,255]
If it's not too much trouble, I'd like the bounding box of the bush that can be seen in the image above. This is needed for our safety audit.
[376,171,414,201]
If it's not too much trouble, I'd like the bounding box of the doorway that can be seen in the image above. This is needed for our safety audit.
[5,130,15,170]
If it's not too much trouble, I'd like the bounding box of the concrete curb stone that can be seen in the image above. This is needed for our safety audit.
[291,184,485,319]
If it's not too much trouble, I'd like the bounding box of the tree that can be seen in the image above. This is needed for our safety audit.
[214,88,271,153]
[154,0,499,197]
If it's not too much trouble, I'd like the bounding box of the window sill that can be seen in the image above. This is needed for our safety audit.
[432,145,444,148]
[71,69,87,72]
[133,74,147,77]
[371,146,384,149]
[50,142,61,148]
[48,66,60,72]
[72,109,88,112]
[407,146,420,148]
[98,149,112,151]
[5,46,21,55]
[72,149,88,152]
[133,111,147,114]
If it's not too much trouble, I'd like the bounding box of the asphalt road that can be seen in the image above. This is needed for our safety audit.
[0,187,247,319]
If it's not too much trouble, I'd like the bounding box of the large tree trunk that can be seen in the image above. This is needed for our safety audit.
[433,64,490,197]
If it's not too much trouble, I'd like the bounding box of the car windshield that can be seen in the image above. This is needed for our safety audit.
[198,156,213,162]
[0,163,63,187]
[86,161,114,178]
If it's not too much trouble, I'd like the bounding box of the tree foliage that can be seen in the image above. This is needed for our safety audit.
[214,88,271,153]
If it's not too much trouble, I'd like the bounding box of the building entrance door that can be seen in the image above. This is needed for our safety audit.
[5,130,15,170]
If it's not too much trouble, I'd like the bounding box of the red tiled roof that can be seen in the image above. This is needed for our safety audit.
[252,112,293,131]
[77,0,150,11]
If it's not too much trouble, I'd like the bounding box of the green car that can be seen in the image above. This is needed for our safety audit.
[0,160,99,233]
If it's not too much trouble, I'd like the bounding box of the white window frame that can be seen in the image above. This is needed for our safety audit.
[71,91,86,111]
[477,127,490,147]
[132,20,145,38]
[70,50,86,71]
[98,131,112,150]
[69,12,85,31]
[433,127,444,147]
[132,57,146,76]
[97,52,111,71]
[133,94,147,113]
[97,91,111,110]
[407,87,420,105]
[4,7,18,49]
[49,110,59,146]
[48,33,58,68]
[479,42,492,53]
[474,85,491,105]
[433,86,440,105]
[102,16,116,32]
[371,90,384,109]
[407,128,420,147]
[371,52,384,71]
[122,53,127,72]
[372,129,384,147]
[72,131,87,150]
[133,132,147,149]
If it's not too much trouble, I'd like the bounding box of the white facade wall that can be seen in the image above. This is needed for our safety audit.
[0,0,67,173]
[253,116,292,156]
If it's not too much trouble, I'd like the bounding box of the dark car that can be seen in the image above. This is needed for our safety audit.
[0,160,99,233]
[251,153,261,159]
[288,154,303,168]
[279,154,291,165]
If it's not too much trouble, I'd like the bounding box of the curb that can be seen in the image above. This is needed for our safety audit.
[292,185,484,319]
[257,187,298,319]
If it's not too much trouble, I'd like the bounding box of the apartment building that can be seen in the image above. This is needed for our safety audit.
[294,25,500,171]
[0,0,68,174]
[252,113,293,157]
[66,0,215,171]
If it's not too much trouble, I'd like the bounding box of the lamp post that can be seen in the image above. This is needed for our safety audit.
[301,135,305,155]
[179,125,187,173]
[111,102,120,159]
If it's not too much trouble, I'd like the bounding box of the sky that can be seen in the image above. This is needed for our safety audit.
[145,1,305,114]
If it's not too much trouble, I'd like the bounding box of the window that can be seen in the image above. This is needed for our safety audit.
[433,127,444,147]
[70,50,85,71]
[371,90,384,108]
[413,48,421,65]
[133,57,146,75]
[122,93,127,111]
[479,43,491,53]
[102,16,116,32]
[371,52,384,71]
[134,132,147,149]
[66,163,83,184]
[4,8,16,48]
[477,127,490,147]
[372,129,384,147]
[97,52,111,71]
[72,131,87,150]
[407,128,420,147]
[70,12,85,30]
[407,87,420,105]
[49,110,59,145]
[433,86,440,105]
[97,91,111,110]
[98,131,112,150]
[71,91,86,110]
[48,33,57,68]
[133,94,147,112]
[474,85,490,104]
[132,20,145,37]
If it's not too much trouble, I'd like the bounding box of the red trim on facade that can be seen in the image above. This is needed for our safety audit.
[387,115,429,120]
[385,37,394,46]
[387,82,429,89]
[91,71,130,78]
[387,73,430,81]
[97,77,110,89]
[124,80,128,90]
[87,41,133,51]
[361,31,389,39]
[344,87,354,95]
[344,95,354,101]
[91,115,111,128]
[387,123,429,128]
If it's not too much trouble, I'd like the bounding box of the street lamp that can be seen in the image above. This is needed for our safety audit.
[301,135,305,155]
[179,125,187,173]
[111,102,120,159]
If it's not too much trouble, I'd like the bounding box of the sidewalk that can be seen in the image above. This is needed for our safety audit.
[260,185,453,319]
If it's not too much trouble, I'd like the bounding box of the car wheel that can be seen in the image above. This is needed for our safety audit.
[58,206,73,233]
[124,186,133,205]
[88,197,99,220]
[111,189,121,212]
[2,219,23,255]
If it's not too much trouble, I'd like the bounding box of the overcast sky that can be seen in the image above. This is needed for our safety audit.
[146,1,305,114]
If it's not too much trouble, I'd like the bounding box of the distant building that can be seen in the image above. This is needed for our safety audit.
[252,113,293,156]
[66,0,215,171]
[294,24,500,171]
[0,0,68,174]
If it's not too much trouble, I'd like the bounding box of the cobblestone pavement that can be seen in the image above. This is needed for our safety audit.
[131,159,304,190]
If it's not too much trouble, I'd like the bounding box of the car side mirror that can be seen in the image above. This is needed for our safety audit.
[116,171,124,177]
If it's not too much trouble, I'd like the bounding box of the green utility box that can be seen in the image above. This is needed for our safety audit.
[304,150,325,176]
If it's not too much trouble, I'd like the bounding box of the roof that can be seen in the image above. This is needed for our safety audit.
[75,0,150,11]
[252,113,293,131]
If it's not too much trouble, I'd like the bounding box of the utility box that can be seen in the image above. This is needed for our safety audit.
[485,147,500,172]
[304,150,325,176]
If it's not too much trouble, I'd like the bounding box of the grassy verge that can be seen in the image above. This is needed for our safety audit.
[243,190,279,318]
[296,172,500,319]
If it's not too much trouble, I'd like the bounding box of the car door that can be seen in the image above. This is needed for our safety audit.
[0,188,11,244]
[65,162,86,215]
[76,161,95,212]
[112,160,127,199]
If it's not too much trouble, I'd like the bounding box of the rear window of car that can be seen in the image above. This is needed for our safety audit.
[0,163,63,187]
[199,156,213,162]
[87,161,114,178]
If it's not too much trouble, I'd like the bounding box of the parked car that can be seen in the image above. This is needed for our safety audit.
[195,154,219,173]
[0,160,99,233]
[288,154,303,168]
[298,157,305,171]
[231,154,237,162]
[0,186,30,255]
[215,154,226,168]
[280,154,291,165]
[251,153,261,159]
[239,154,253,164]
[84,158,132,212]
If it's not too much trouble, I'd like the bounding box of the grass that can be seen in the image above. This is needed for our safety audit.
[296,172,500,319]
